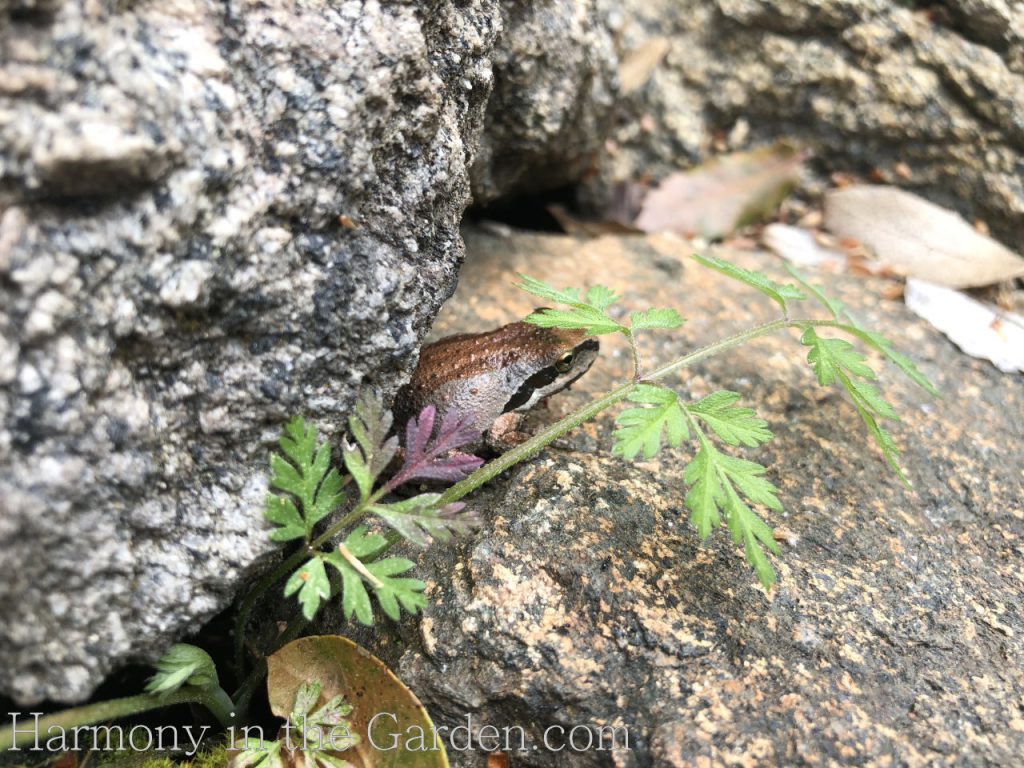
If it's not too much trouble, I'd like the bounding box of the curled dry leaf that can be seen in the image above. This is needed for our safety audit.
[634,144,805,240]
[905,279,1024,374]
[824,185,1024,289]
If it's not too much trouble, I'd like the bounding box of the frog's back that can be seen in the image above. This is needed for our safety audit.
[393,322,568,434]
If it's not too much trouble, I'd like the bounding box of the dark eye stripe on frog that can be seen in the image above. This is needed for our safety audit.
[502,365,561,413]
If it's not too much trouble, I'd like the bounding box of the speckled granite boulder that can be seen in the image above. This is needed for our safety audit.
[470,0,619,202]
[0,0,507,705]
[0,0,627,708]
[594,0,1024,252]
[348,227,1023,767]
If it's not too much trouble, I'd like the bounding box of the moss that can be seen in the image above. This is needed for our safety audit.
[92,743,230,767]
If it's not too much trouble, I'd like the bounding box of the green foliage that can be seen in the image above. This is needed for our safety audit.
[520,280,628,335]
[323,527,429,625]
[324,527,388,625]
[232,681,357,768]
[289,681,357,750]
[612,384,688,460]
[800,327,907,483]
[145,644,220,695]
[688,391,773,447]
[342,392,398,501]
[786,264,939,397]
[693,253,805,313]
[257,392,480,627]
[230,740,285,768]
[285,557,332,621]
[360,558,429,622]
[629,307,685,330]
[266,417,345,542]
[517,273,685,345]
[613,384,781,586]
[371,494,477,548]
[684,437,781,587]
[524,259,936,587]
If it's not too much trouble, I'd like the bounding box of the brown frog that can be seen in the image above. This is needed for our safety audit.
[394,320,600,450]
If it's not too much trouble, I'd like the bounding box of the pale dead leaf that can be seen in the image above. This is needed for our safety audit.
[618,37,670,94]
[634,144,804,240]
[762,223,847,270]
[825,185,1024,288]
[905,279,1024,373]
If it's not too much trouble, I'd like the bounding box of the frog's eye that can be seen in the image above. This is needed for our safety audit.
[555,351,575,373]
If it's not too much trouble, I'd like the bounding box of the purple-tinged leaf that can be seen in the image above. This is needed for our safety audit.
[439,501,482,536]
[404,405,436,463]
[349,392,399,479]
[389,406,483,489]
[370,495,482,547]
[403,452,482,483]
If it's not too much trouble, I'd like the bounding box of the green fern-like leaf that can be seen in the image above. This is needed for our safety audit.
[801,327,908,484]
[693,253,805,313]
[611,384,688,460]
[683,439,781,587]
[324,527,427,625]
[341,393,398,502]
[285,558,331,621]
[267,417,345,541]
[785,264,939,398]
[366,559,429,621]
[516,274,627,336]
[629,307,685,331]
[688,391,773,447]
[371,494,478,548]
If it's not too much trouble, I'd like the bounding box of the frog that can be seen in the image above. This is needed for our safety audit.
[393,319,600,451]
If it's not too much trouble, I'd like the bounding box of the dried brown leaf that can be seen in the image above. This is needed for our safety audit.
[825,185,1024,288]
[634,144,804,240]
[266,635,450,767]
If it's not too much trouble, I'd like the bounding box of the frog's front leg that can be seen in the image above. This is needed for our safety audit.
[484,409,577,453]
[484,411,532,453]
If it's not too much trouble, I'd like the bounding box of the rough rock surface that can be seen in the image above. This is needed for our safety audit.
[344,227,1024,767]
[470,0,618,202]
[595,0,1024,252]
[0,0,504,704]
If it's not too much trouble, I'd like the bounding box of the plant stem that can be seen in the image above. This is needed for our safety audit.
[625,329,642,381]
[234,548,307,675]
[439,383,638,504]
[0,686,237,751]
[642,319,789,382]
[232,608,308,718]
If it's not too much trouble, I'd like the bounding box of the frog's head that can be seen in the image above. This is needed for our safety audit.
[502,319,600,413]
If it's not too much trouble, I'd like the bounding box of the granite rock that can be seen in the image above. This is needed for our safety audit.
[0,0,502,704]
[592,0,1024,253]
[340,227,1024,767]
[470,0,619,202]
